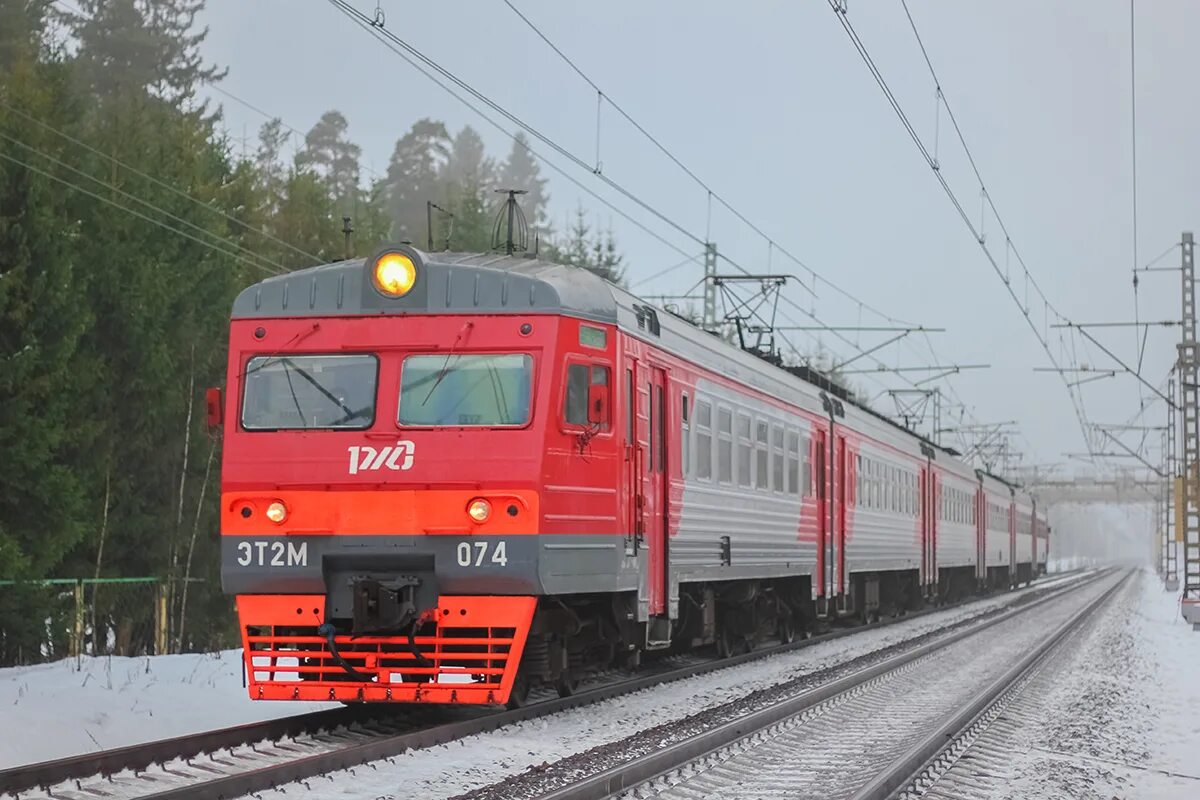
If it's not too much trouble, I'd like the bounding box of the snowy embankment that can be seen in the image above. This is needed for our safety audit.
[263,574,1093,800]
[0,571,1086,777]
[0,650,334,770]
[975,568,1200,799]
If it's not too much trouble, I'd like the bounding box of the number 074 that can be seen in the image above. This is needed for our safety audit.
[455,540,508,567]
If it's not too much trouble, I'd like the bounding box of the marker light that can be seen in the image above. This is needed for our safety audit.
[266,501,288,524]
[467,498,492,523]
[372,252,417,297]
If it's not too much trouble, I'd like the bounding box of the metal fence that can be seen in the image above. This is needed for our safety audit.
[0,577,212,667]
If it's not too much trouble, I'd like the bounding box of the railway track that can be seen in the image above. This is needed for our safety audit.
[0,570,1093,800]
[513,568,1125,800]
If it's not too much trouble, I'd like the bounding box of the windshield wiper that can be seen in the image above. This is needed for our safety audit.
[421,322,474,407]
[278,357,357,422]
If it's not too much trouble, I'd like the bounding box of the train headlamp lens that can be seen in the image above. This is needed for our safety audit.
[266,501,288,524]
[467,498,491,523]
[372,252,417,297]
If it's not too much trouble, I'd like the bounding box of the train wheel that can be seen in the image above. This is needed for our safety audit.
[555,672,579,698]
[505,673,530,710]
[717,625,737,659]
[777,615,796,645]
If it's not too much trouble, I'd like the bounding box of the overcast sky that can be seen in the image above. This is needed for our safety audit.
[198,0,1200,476]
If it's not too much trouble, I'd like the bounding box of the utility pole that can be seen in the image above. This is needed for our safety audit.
[703,242,718,331]
[1179,232,1200,627]
[1166,372,1179,590]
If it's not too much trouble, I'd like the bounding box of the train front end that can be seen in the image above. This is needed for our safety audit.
[218,246,571,705]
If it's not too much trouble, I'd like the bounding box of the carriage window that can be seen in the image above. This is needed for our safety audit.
[736,413,752,488]
[399,353,532,426]
[875,463,882,510]
[755,420,769,491]
[681,394,690,477]
[802,436,813,497]
[696,400,713,480]
[772,425,785,493]
[243,354,377,431]
[863,459,871,508]
[717,407,733,483]
[806,438,816,494]
[786,430,800,495]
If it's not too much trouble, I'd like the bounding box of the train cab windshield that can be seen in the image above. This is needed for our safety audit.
[241,354,377,430]
[398,353,532,427]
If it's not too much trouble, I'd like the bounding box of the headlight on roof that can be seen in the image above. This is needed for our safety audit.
[371,251,417,297]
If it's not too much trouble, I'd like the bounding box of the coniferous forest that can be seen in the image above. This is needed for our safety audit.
[0,0,624,663]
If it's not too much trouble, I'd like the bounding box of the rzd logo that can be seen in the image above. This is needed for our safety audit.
[347,441,415,475]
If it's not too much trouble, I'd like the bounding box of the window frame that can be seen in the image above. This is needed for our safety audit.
[771,423,785,494]
[559,356,613,434]
[241,352,381,432]
[754,418,770,492]
[695,397,714,481]
[735,411,753,488]
[396,351,537,429]
[717,405,734,484]
[681,392,691,478]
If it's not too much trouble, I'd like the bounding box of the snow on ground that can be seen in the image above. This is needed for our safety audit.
[948,568,1200,799]
[0,572,1088,780]
[264,575,1089,800]
[0,649,335,770]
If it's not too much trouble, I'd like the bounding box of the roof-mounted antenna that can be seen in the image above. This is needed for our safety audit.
[492,188,529,255]
[427,201,455,251]
[342,216,354,261]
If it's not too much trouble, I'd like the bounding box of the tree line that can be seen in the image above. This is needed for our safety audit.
[0,0,624,662]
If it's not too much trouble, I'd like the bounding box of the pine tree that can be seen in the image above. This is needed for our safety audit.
[64,0,226,105]
[384,118,450,243]
[546,206,626,286]
[439,126,494,252]
[254,118,290,218]
[295,110,361,217]
[0,4,95,581]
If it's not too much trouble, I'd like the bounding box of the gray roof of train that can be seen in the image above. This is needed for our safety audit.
[232,249,1035,498]
[230,250,619,322]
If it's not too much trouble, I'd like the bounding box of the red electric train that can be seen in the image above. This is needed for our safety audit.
[214,244,1049,706]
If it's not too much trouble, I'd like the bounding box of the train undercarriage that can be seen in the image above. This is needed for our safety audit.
[513,563,1046,707]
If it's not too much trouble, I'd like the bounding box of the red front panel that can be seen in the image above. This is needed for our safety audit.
[238,594,534,703]
[222,313,623,704]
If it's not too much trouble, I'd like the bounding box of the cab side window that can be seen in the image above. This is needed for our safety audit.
[565,363,610,427]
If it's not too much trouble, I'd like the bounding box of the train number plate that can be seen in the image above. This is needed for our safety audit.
[236,540,309,567]
[455,540,508,567]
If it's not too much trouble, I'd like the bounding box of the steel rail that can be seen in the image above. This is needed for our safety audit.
[1,570,1087,799]
[0,707,368,795]
[527,568,1118,800]
[856,572,1129,800]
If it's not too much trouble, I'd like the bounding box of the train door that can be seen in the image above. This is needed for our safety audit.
[919,462,937,596]
[1030,502,1039,565]
[814,424,847,609]
[642,366,669,621]
[1008,499,1016,581]
[975,486,986,584]
[814,428,828,608]
[834,433,848,602]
